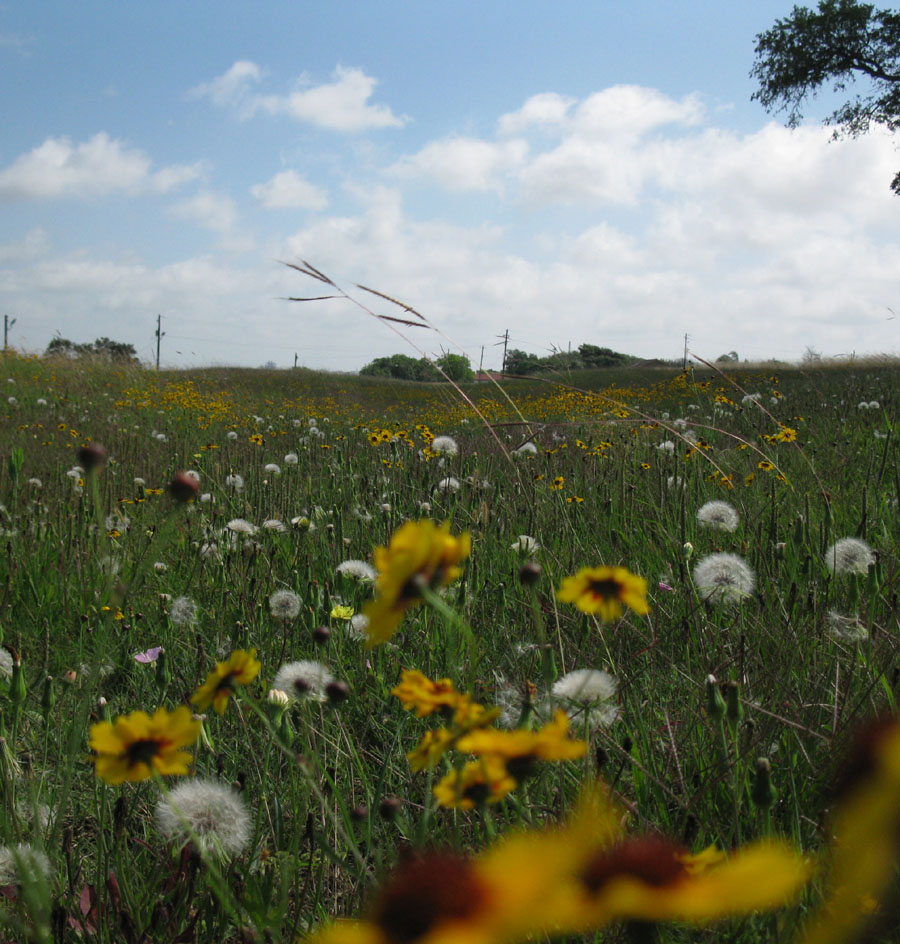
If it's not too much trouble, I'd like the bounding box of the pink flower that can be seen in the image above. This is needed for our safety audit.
[657,582,675,592]
[134,646,164,664]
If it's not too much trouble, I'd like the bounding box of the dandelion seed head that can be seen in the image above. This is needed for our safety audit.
[430,435,459,457]
[155,780,251,860]
[227,518,257,535]
[435,476,461,494]
[552,668,619,726]
[226,431,239,440]
[0,843,52,886]
[272,660,334,702]
[262,519,287,532]
[337,559,377,582]
[0,647,12,679]
[510,535,540,555]
[269,589,301,620]
[225,473,244,490]
[513,441,539,457]
[348,613,369,641]
[693,553,755,605]
[696,500,740,532]
[264,463,281,476]
[169,596,198,627]
[825,538,875,576]
[284,453,299,465]
[826,610,868,642]
[657,440,676,453]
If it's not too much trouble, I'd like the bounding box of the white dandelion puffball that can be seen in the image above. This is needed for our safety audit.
[269,589,301,620]
[225,473,244,490]
[348,613,370,641]
[262,519,287,532]
[435,477,461,495]
[155,780,251,860]
[264,463,281,476]
[696,500,740,532]
[552,668,619,727]
[169,596,198,626]
[337,559,377,582]
[826,610,868,642]
[510,535,540,555]
[430,435,459,457]
[693,553,755,605]
[0,647,12,679]
[226,430,239,440]
[825,538,875,576]
[284,452,299,465]
[869,400,881,409]
[657,440,676,453]
[553,668,616,702]
[513,441,539,458]
[227,518,257,535]
[184,470,201,483]
[272,660,334,702]
[0,843,52,886]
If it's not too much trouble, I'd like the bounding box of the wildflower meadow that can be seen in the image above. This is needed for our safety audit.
[0,346,898,943]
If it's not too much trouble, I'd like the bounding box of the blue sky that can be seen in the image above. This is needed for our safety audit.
[2,1,899,369]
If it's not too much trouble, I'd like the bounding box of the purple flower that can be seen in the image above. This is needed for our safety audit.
[657,582,675,592]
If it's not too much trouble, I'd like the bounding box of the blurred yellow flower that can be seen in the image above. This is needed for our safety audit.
[456,710,587,781]
[434,757,516,809]
[363,520,471,646]
[330,605,354,620]
[89,705,200,784]
[191,648,261,715]
[557,565,650,622]
[392,670,462,717]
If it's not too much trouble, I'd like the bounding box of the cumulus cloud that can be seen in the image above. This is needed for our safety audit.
[0,133,202,201]
[389,137,528,192]
[191,62,407,131]
[251,170,328,210]
[167,192,253,252]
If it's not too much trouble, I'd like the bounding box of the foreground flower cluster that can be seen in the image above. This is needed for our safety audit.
[308,784,810,944]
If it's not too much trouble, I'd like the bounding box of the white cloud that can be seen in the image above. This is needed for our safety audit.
[251,170,328,210]
[167,191,253,252]
[0,133,202,201]
[498,92,576,136]
[192,62,407,132]
[389,137,528,192]
[0,227,50,264]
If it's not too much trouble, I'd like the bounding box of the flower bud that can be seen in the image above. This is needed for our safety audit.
[77,443,106,473]
[725,680,743,733]
[705,674,726,721]
[168,471,200,503]
[683,541,694,560]
[752,757,777,810]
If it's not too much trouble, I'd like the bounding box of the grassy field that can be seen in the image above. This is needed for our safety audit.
[0,352,898,943]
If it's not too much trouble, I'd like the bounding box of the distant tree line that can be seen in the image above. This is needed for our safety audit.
[504,343,642,375]
[359,352,474,381]
[45,337,139,363]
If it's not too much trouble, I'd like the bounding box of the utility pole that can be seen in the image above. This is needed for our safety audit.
[155,314,165,370]
[682,333,690,369]
[294,353,298,368]
[497,329,509,375]
[3,315,16,352]
[478,345,484,379]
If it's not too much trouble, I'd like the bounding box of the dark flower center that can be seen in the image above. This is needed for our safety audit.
[588,579,622,601]
[125,738,163,767]
[580,836,687,895]
[372,852,485,944]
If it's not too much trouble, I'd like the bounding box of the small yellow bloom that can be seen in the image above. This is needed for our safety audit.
[392,670,463,717]
[330,605,354,620]
[407,728,457,773]
[456,710,587,780]
[557,565,650,622]
[434,757,517,809]
[89,705,200,784]
[191,648,261,715]
[549,476,565,490]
